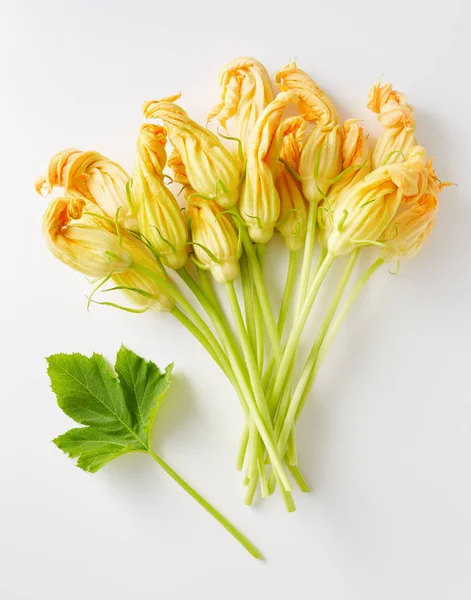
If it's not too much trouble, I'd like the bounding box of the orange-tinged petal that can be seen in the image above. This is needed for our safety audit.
[208,56,274,155]
[368,81,416,169]
[144,96,240,208]
[381,193,438,260]
[275,116,308,251]
[275,61,339,127]
[36,149,136,228]
[240,91,297,243]
[189,199,241,283]
[131,126,189,270]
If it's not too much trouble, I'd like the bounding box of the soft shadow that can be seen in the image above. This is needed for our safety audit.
[101,373,197,499]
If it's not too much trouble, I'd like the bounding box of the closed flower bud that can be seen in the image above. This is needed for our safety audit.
[275,116,309,251]
[131,124,189,270]
[380,193,438,260]
[35,149,136,229]
[136,123,167,176]
[240,90,298,243]
[43,196,174,312]
[368,81,416,169]
[189,200,241,283]
[326,147,427,256]
[275,61,342,203]
[318,119,372,246]
[143,94,240,208]
[208,56,274,155]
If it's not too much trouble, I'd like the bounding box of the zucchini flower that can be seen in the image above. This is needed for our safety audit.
[131,124,189,270]
[326,146,426,256]
[43,196,174,312]
[275,116,309,251]
[143,94,240,208]
[35,149,136,229]
[318,119,371,246]
[239,90,298,243]
[275,61,342,203]
[167,148,195,199]
[380,193,438,260]
[188,199,241,283]
[208,56,274,156]
[368,81,416,169]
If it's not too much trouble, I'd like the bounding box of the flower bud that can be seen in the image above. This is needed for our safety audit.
[368,81,416,169]
[110,235,175,312]
[35,149,136,229]
[318,119,372,246]
[43,196,132,277]
[239,90,298,243]
[275,61,342,203]
[326,147,427,256]
[380,193,438,260]
[43,196,174,312]
[275,116,308,251]
[136,123,167,175]
[208,56,274,156]
[189,200,241,283]
[131,124,189,270]
[143,94,240,208]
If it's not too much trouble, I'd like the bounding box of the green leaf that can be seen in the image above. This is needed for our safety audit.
[47,348,172,471]
[53,427,138,472]
[114,345,173,442]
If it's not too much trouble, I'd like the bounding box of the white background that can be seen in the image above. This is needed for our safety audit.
[1,0,471,598]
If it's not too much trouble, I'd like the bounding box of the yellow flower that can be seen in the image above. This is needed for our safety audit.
[189,200,241,283]
[143,94,240,208]
[208,56,274,155]
[326,146,426,256]
[239,90,298,243]
[35,148,136,229]
[136,123,168,176]
[381,193,438,260]
[275,61,339,126]
[131,124,189,270]
[43,196,174,311]
[275,61,342,203]
[368,81,416,169]
[275,116,309,251]
[167,148,195,198]
[318,119,372,246]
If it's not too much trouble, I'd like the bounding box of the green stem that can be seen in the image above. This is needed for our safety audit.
[240,255,257,353]
[278,251,298,338]
[296,201,318,309]
[275,249,360,456]
[259,250,298,394]
[148,449,263,560]
[254,244,265,374]
[198,268,223,316]
[267,253,335,415]
[236,425,249,472]
[296,257,385,419]
[172,308,226,375]
[238,223,282,365]
[287,464,311,493]
[178,268,291,492]
[133,263,230,376]
[225,281,292,493]
[225,282,272,426]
